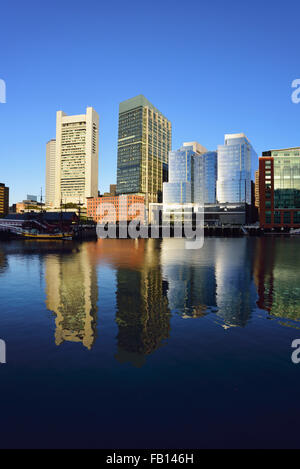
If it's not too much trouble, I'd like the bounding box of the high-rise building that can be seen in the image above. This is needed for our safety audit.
[217,133,257,204]
[163,142,208,205]
[0,183,9,217]
[54,107,99,207]
[116,95,171,205]
[163,146,193,205]
[259,147,300,228]
[202,151,218,204]
[46,139,56,206]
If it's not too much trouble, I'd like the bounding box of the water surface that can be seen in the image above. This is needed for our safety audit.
[0,237,300,448]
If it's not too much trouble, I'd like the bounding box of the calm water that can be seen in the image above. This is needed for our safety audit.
[1,237,300,448]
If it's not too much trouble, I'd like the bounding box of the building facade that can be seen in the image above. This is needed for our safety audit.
[217,133,257,204]
[202,151,218,204]
[46,139,56,206]
[116,95,171,205]
[0,183,9,217]
[54,107,99,207]
[163,143,213,205]
[255,169,259,209]
[109,184,116,196]
[259,147,300,228]
[87,194,145,224]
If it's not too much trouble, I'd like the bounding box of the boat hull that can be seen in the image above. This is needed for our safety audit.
[22,232,73,240]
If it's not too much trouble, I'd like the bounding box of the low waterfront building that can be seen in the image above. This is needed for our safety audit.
[2,211,78,227]
[0,183,9,217]
[87,194,145,223]
[149,202,196,224]
[204,203,248,225]
[149,202,250,226]
[15,195,44,213]
[259,147,300,229]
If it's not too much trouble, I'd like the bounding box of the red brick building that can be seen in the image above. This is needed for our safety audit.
[259,147,300,229]
[87,194,145,223]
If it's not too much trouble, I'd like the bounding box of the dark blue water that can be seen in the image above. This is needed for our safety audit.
[1,237,300,448]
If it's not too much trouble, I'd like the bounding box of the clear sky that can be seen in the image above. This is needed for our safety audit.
[0,0,299,203]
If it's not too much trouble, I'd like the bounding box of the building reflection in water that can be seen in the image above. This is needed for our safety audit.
[42,235,300,359]
[0,247,8,274]
[161,238,256,327]
[88,239,171,368]
[161,239,217,318]
[45,244,98,349]
[215,238,256,327]
[254,237,300,326]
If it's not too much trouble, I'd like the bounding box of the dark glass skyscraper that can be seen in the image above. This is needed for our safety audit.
[116,95,171,205]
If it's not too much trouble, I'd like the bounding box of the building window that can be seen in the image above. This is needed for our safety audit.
[283,211,291,224]
[293,211,300,224]
[274,211,281,224]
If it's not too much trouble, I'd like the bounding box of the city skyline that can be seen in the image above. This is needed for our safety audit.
[3,95,293,207]
[2,0,300,453]
[1,1,300,204]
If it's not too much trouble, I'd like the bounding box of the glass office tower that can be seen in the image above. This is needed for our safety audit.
[217,133,257,204]
[163,145,217,205]
[163,145,203,205]
[202,151,217,204]
[116,95,171,205]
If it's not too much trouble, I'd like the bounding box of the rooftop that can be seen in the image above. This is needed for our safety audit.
[119,94,169,120]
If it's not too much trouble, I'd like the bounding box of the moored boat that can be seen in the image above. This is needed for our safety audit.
[22,230,73,240]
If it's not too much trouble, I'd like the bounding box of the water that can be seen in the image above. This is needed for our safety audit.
[1,237,300,448]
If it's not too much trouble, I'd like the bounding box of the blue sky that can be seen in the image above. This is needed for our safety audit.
[0,0,299,204]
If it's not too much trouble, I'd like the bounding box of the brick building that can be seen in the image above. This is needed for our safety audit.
[87,194,145,223]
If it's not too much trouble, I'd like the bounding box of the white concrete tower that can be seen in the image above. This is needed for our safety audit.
[54,107,99,207]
